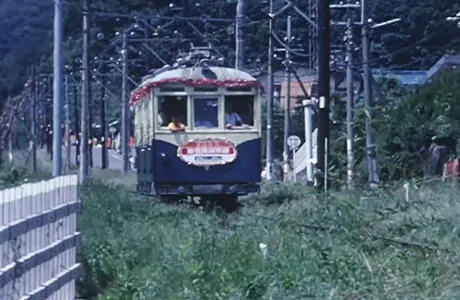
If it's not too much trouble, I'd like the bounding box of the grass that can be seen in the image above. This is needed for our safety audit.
[77,181,460,299]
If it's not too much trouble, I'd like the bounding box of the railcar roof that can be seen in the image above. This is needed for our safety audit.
[130,66,260,104]
[143,66,256,86]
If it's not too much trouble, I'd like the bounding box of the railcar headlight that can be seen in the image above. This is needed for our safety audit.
[177,186,186,194]
[228,185,237,194]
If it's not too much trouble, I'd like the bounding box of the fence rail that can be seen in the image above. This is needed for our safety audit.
[0,175,81,300]
[293,129,317,177]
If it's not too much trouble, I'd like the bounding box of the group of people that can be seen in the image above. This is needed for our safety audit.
[69,133,135,150]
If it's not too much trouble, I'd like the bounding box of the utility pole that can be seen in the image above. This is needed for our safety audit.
[64,75,71,173]
[88,79,93,168]
[235,0,246,69]
[44,75,52,158]
[265,0,275,181]
[331,1,360,187]
[45,94,51,153]
[80,0,90,183]
[316,0,331,190]
[362,0,379,186]
[8,128,13,167]
[282,15,292,181]
[73,64,80,166]
[121,30,130,174]
[302,99,315,184]
[100,66,108,169]
[53,0,63,176]
[30,66,37,173]
[345,11,355,187]
[331,1,399,187]
[38,81,44,149]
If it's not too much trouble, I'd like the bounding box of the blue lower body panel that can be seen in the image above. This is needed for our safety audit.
[137,138,262,196]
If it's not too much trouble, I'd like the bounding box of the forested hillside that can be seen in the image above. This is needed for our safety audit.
[1,0,460,104]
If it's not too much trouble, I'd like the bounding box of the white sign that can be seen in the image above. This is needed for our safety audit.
[178,138,238,166]
[287,135,301,150]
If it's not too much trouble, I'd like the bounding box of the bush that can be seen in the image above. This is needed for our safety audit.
[78,181,460,299]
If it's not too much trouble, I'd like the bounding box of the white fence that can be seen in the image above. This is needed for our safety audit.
[0,175,81,300]
[293,129,317,179]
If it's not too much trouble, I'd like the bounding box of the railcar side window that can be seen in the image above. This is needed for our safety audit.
[157,96,188,127]
[193,98,218,129]
[224,95,254,128]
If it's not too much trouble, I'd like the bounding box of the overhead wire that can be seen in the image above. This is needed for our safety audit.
[386,39,459,70]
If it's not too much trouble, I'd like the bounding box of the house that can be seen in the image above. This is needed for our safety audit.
[255,67,347,110]
[254,64,435,112]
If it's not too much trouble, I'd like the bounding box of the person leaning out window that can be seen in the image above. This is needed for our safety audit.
[168,115,185,132]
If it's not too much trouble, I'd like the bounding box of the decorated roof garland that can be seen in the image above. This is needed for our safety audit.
[130,77,262,105]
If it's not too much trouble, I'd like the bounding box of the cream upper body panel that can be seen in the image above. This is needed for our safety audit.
[154,131,260,147]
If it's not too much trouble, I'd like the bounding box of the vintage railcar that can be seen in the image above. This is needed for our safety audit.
[130,47,262,207]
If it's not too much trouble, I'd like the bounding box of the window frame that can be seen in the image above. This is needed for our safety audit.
[154,90,190,131]
[223,94,258,131]
[152,85,260,132]
[191,96,222,131]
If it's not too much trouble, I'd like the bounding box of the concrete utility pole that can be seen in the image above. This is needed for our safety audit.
[362,0,379,186]
[80,0,90,183]
[30,66,37,174]
[121,30,130,174]
[89,78,93,168]
[52,0,63,176]
[73,66,80,166]
[316,0,331,190]
[100,67,108,169]
[45,94,51,154]
[265,0,275,181]
[345,12,355,187]
[64,75,71,173]
[332,0,399,187]
[302,99,315,184]
[235,0,246,69]
[331,1,360,187]
[282,15,292,181]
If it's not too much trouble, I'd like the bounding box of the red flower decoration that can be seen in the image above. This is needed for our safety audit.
[130,78,263,105]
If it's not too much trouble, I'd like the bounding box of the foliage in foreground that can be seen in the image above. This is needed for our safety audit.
[0,166,50,189]
[77,182,460,299]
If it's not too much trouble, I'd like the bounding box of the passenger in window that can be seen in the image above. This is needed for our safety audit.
[225,103,249,129]
[168,115,185,132]
[195,99,218,128]
[158,101,168,126]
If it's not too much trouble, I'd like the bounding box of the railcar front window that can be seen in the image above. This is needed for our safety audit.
[157,96,188,128]
[224,95,254,129]
[193,98,218,129]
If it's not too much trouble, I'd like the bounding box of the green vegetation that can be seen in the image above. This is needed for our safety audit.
[0,150,52,188]
[1,0,460,102]
[78,182,460,299]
